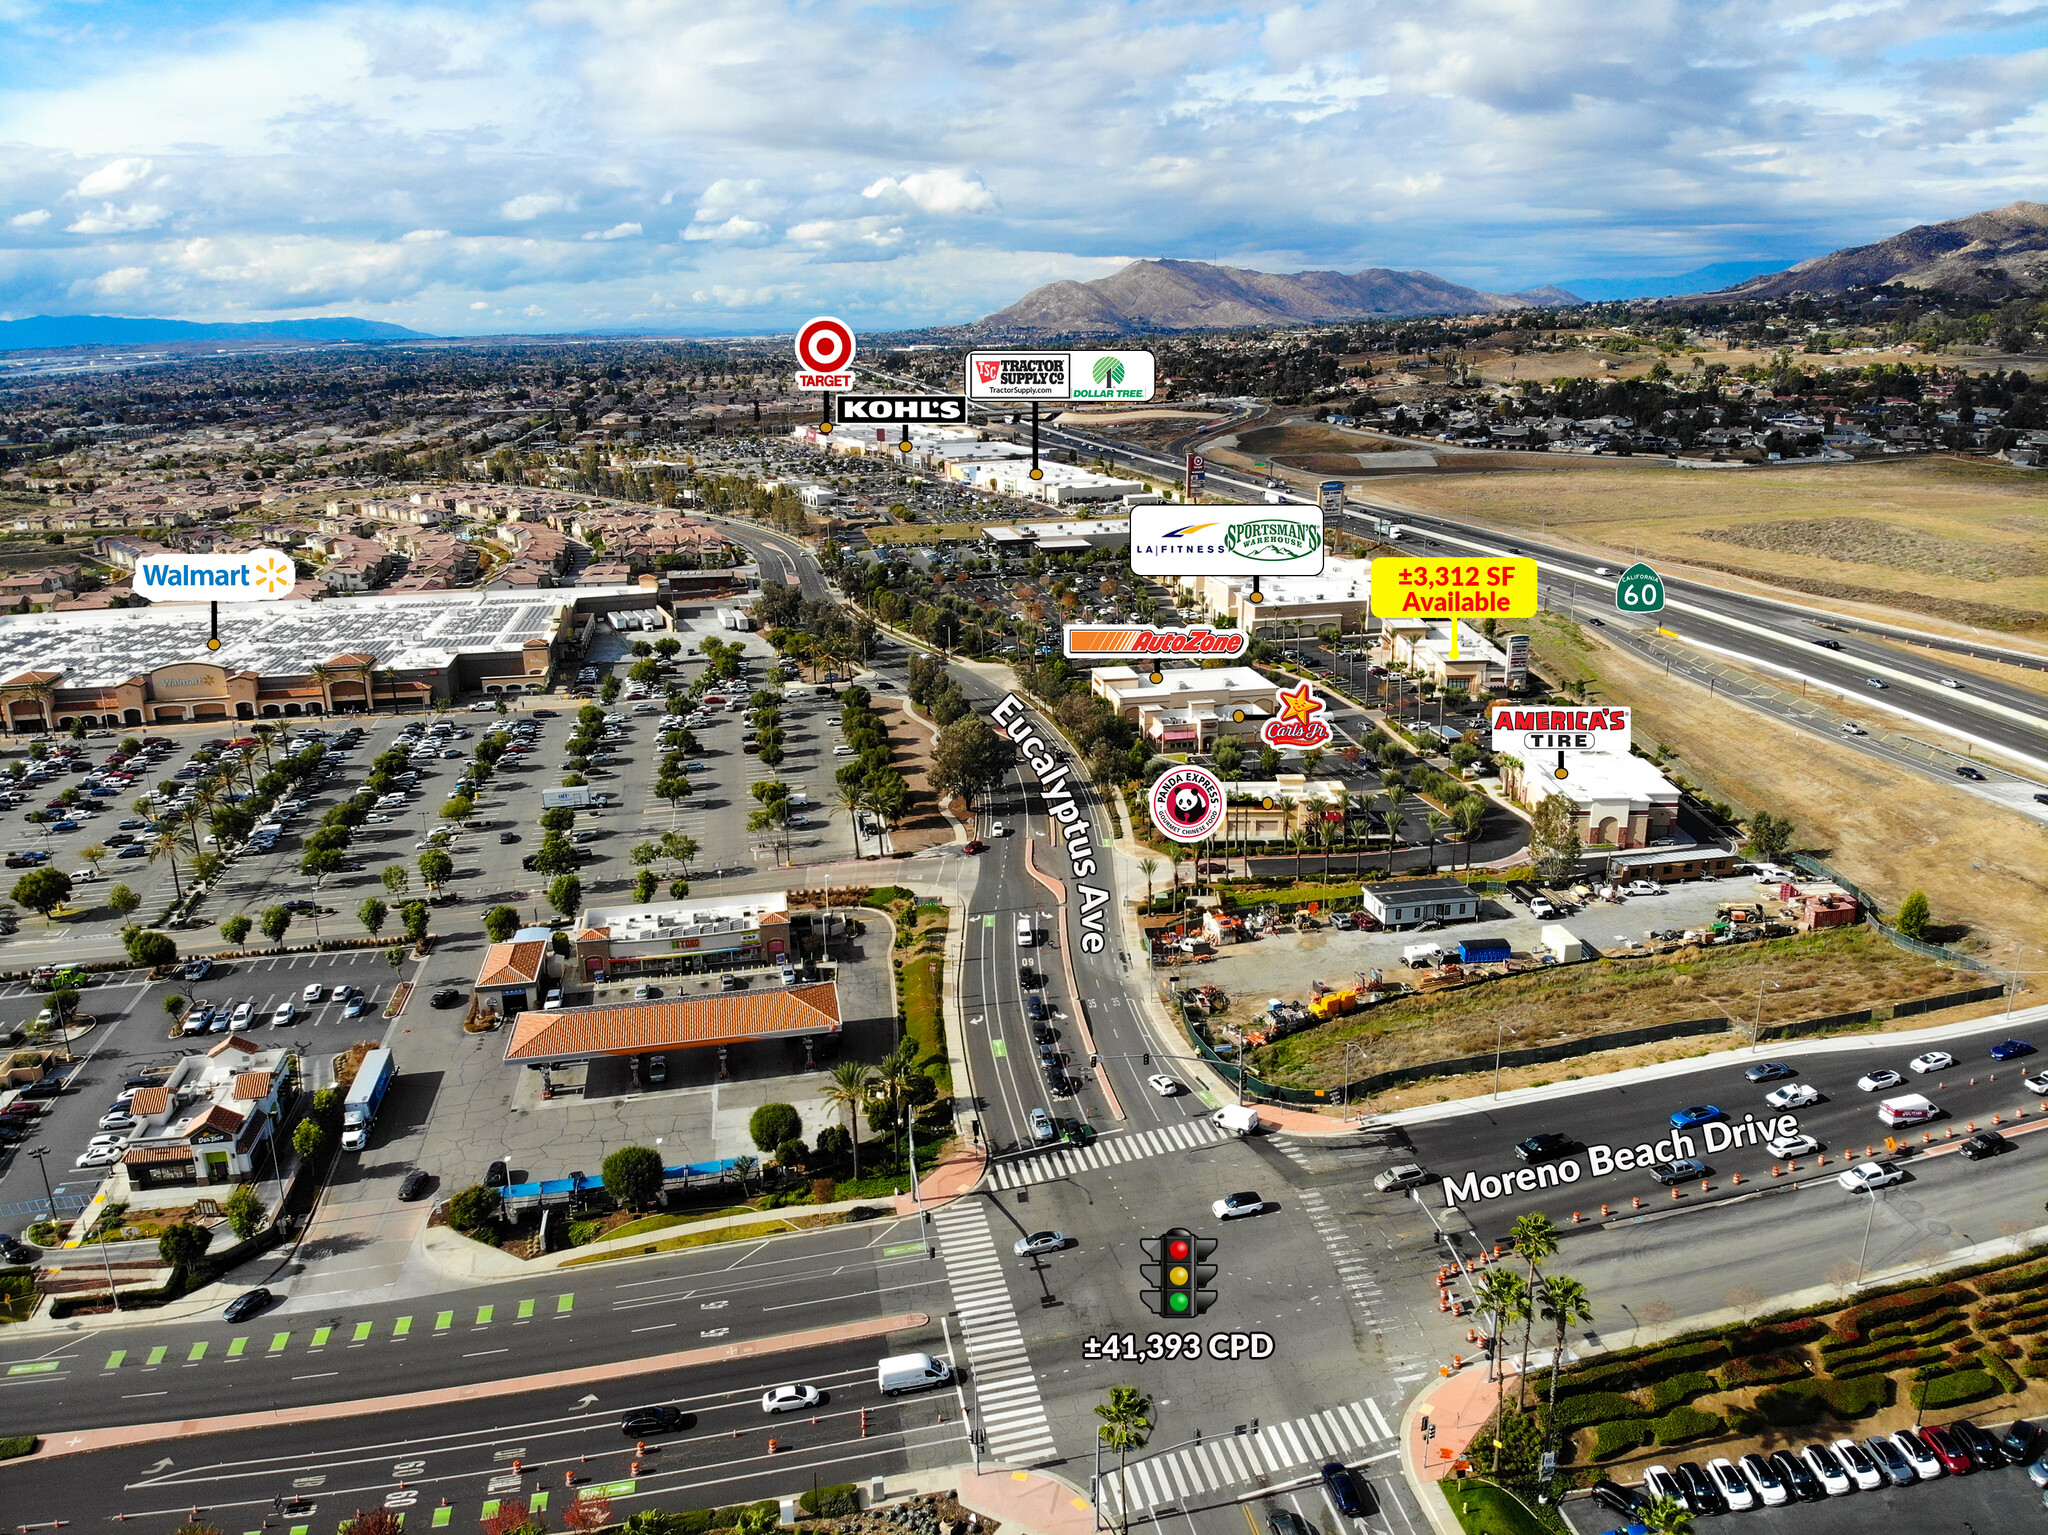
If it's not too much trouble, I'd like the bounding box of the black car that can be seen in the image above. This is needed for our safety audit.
[18,1078,65,1099]
[1265,1512,1310,1535]
[521,855,538,870]
[499,831,520,844]
[1675,1461,1723,1515]
[1770,1448,1823,1501]
[486,1159,509,1189]
[1514,1133,1574,1163]
[0,1236,33,1266]
[1957,765,1987,781]
[1952,1420,2005,1469]
[1320,1463,1368,1517]
[1587,1478,1648,1516]
[1744,1061,1795,1083]
[1960,1130,2009,1160]
[2000,1418,2041,1463]
[431,987,465,1009]
[1814,638,1844,650]
[620,1404,691,1436]
[397,1169,431,1201]
[224,1287,273,1323]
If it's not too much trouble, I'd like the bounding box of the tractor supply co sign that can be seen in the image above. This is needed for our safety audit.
[834,394,969,425]
[794,316,856,390]
[1440,1113,1806,1208]
[966,350,1155,402]
[1259,681,1334,754]
[1489,704,1631,757]
[1149,765,1227,844]
[1129,507,1325,577]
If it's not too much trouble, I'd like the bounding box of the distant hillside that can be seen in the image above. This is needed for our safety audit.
[0,314,431,353]
[977,259,1582,333]
[1710,202,2048,300]
[1557,261,1789,302]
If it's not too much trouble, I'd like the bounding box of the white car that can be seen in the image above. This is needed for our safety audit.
[831,745,854,755]
[2023,1071,2048,1095]
[1838,1161,1906,1193]
[366,813,394,823]
[75,1144,124,1169]
[1012,1230,1068,1257]
[1765,1084,1820,1109]
[761,1384,821,1414]
[272,1002,295,1026]
[1831,1437,1885,1491]
[301,983,323,1002]
[1908,1051,1954,1074]
[1856,1068,1903,1092]
[1766,1132,1819,1158]
[989,821,1008,837]
[86,1131,130,1148]
[1212,1191,1266,1220]
[1889,1430,1941,1479]
[1624,880,1663,896]
[1707,1459,1755,1511]
[1145,1074,1182,1097]
[1801,1443,1853,1496]
[230,1001,254,1026]
[1527,898,1557,919]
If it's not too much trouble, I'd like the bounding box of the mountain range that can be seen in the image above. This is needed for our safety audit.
[0,314,430,353]
[1712,201,2048,301]
[975,259,1580,334]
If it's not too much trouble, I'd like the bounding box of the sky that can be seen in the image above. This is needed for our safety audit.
[2,0,2048,335]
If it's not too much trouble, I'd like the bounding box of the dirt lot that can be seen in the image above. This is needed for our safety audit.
[1377,456,2048,640]
[1246,926,1971,1092]
[874,696,956,854]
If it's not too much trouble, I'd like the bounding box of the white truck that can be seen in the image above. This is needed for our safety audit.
[1402,942,1447,968]
[876,1352,953,1396]
[1877,1093,1939,1127]
[540,787,610,810]
[1212,1104,1261,1137]
[340,1047,396,1152]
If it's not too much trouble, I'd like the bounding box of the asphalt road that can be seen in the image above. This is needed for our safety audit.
[3,1335,965,1530]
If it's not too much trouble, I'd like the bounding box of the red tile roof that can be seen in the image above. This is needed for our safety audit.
[129,1086,170,1117]
[477,940,546,989]
[207,1035,263,1057]
[232,1071,273,1102]
[504,982,842,1062]
[123,1144,195,1166]
[181,1103,246,1139]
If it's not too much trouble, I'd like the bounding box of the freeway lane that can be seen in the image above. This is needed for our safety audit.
[0,1213,946,1432]
[1,1338,968,1529]
[1398,1012,2048,1241]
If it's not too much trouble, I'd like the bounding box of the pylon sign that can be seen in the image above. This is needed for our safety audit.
[794,317,856,390]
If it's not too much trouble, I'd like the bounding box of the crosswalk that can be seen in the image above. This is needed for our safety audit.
[1096,1395,1398,1519]
[1268,1133,1316,1170]
[988,1118,1229,1190]
[1301,1188,1387,1339]
[933,1200,1058,1465]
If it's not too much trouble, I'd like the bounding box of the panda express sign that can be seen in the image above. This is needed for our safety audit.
[1438,1111,1807,1208]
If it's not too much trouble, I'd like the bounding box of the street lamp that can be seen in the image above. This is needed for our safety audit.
[26,1146,58,1230]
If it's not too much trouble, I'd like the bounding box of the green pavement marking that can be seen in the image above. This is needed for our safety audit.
[291,1527,310,1535]
[104,1350,125,1370]
[881,1242,924,1257]
[983,915,994,927]
[435,1310,454,1330]
[1195,1089,1221,1109]
[592,1480,637,1497]
[556,1293,573,1314]
[227,1337,247,1357]
[530,1491,549,1512]
[311,1326,333,1348]
[517,1298,535,1319]
[187,1341,207,1361]
[991,1039,1006,1058]
[430,1511,452,1529]
[269,1332,290,1353]
[476,1304,494,1325]
[145,1346,168,1366]
[352,1321,373,1342]
[6,1360,58,1375]
[481,1503,500,1520]
[394,1316,412,1337]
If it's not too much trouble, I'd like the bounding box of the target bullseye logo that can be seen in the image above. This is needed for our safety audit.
[1149,765,1226,844]
[794,316,856,389]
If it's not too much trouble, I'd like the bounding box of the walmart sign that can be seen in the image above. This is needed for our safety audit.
[135,549,297,602]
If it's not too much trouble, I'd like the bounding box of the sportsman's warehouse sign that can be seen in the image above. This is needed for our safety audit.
[1438,1112,1804,1208]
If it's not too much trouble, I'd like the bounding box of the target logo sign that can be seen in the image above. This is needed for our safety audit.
[794,316,856,390]
[1149,765,1226,844]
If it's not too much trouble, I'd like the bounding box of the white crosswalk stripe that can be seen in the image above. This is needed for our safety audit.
[989,1118,1229,1189]
[1267,1133,1316,1169]
[933,1201,1057,1464]
[1095,1395,1396,1518]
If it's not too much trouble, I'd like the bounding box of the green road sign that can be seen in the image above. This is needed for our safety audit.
[1616,562,1665,614]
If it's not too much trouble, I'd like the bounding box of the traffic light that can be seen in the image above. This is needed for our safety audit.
[1139,1227,1217,1317]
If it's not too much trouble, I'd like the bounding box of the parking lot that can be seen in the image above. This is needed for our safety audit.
[1562,1454,2048,1532]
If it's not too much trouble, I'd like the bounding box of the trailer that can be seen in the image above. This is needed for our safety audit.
[340,1048,395,1152]
[1456,938,1513,966]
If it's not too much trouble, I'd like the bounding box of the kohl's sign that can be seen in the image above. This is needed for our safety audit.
[1440,1112,1803,1208]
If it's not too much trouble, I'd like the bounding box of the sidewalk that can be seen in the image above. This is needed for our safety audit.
[884,1465,1097,1535]
[1399,1359,1510,1535]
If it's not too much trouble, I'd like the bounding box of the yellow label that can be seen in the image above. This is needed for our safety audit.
[1369,556,1538,618]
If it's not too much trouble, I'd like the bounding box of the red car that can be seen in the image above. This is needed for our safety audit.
[1919,1426,1973,1476]
[963,839,986,854]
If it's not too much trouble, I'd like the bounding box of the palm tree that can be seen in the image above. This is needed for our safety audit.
[1137,856,1158,903]
[1454,796,1487,868]
[306,662,335,714]
[1639,1494,1694,1535]
[1093,1385,1153,1535]
[148,829,185,902]
[1377,800,1404,875]
[1508,1211,1560,1408]
[1423,811,1453,874]
[1329,787,1353,874]
[1472,1267,1529,1473]
[821,1061,876,1177]
[836,781,867,857]
[1538,1272,1595,1476]
[1299,795,1329,878]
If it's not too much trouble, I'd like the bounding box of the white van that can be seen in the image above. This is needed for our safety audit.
[876,1352,953,1396]
[1877,1093,1938,1127]
[1016,917,1035,947]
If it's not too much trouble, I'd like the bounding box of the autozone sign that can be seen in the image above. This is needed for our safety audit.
[1489,704,1632,755]
[966,351,1154,402]
[1062,624,1248,661]
[833,394,969,424]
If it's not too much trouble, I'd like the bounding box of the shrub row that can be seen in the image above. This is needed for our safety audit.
[2004,1313,2048,1339]
[799,1486,860,1518]
[1823,1319,1971,1371]
[1649,1372,1716,1412]
[1755,1375,1893,1425]
[1866,1308,1971,1346]
[1973,1258,2048,1296]
[0,1436,33,1460]
[1982,1351,2023,1393]
[1727,1317,1828,1351]
[1827,1346,1948,1381]
[1827,1283,1971,1347]
[1718,1353,1807,1388]
[1590,1420,1648,1461]
[1550,1391,1650,1431]
[1650,1406,1724,1446]
[1911,1370,2000,1410]
[1549,1338,1731,1399]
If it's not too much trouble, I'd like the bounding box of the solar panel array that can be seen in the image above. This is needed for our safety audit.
[0,592,567,686]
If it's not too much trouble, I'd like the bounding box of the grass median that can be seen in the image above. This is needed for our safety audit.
[560,1210,848,1266]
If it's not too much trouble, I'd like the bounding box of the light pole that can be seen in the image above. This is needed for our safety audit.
[1341,1040,1369,1114]
[27,1146,57,1231]
[1492,1021,1520,1098]
[1852,1184,1883,1289]
[1750,978,1780,1047]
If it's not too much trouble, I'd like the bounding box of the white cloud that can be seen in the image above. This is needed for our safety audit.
[500,193,569,221]
[683,214,769,242]
[471,300,490,309]
[65,202,168,234]
[8,209,50,228]
[861,169,999,215]
[75,156,154,197]
[582,222,642,240]
[90,265,152,296]
[401,228,450,243]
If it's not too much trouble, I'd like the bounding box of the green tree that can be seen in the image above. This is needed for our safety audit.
[1895,890,1932,939]
[1529,791,1580,882]
[547,873,582,918]
[292,1119,329,1163]
[381,864,410,898]
[1508,1212,1559,1408]
[260,905,293,946]
[157,1221,210,1275]
[78,843,108,875]
[483,904,522,944]
[440,795,473,823]
[10,867,72,924]
[539,806,575,834]
[446,1184,499,1235]
[400,900,430,943]
[357,897,388,937]
[106,882,141,919]
[125,929,176,967]
[532,832,578,878]
[929,715,1010,815]
[1640,1493,1694,1535]
[1537,1272,1595,1473]
[748,1101,803,1152]
[220,912,252,947]
[1094,1385,1153,1535]
[820,1062,875,1177]
[634,870,658,902]
[600,1145,665,1209]
[223,1183,265,1240]
[417,847,454,891]
[162,992,188,1026]
[1744,809,1795,863]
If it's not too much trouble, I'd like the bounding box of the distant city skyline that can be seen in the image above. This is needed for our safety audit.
[3,0,2046,334]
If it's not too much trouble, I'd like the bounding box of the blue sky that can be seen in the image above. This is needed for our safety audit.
[2,0,2047,333]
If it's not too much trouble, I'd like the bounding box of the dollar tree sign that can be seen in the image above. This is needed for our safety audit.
[1616,562,1665,614]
